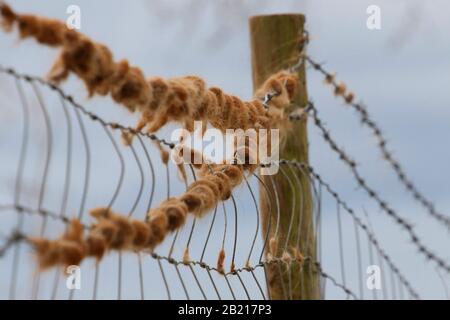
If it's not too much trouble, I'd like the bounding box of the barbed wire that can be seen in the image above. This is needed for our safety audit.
[0,65,176,150]
[301,54,450,233]
[278,160,421,299]
[285,29,450,233]
[0,202,358,299]
[292,101,450,274]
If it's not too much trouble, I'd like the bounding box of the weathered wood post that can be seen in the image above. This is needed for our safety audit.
[250,14,319,300]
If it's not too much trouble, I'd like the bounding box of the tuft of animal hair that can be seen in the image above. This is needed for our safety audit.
[182,247,190,265]
[230,261,235,273]
[281,251,292,264]
[30,219,85,270]
[152,140,170,164]
[292,247,305,263]
[176,163,188,182]
[344,92,354,104]
[120,130,134,146]
[320,67,359,107]
[30,207,163,269]
[217,248,226,275]
[324,73,335,85]
[1,3,298,138]
[334,82,346,97]
[269,237,278,261]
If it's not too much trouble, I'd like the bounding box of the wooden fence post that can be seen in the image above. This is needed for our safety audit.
[250,14,319,300]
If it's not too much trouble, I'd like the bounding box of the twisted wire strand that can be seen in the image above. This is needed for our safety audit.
[286,29,449,233]
[0,200,357,299]
[300,53,450,232]
[303,103,450,275]
[0,65,175,149]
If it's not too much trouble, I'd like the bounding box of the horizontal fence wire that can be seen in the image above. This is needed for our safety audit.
[302,54,450,233]
[300,101,450,275]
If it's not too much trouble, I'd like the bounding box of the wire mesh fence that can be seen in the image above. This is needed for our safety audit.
[0,3,449,300]
[0,66,428,300]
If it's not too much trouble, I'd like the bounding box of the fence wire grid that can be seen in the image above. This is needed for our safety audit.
[0,21,449,300]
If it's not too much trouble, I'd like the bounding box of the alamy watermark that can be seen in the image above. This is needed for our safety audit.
[66,5,81,30]
[170,121,280,175]
[66,265,81,290]
[366,5,381,30]
[366,264,382,290]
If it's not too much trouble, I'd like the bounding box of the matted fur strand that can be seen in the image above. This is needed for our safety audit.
[1,3,298,135]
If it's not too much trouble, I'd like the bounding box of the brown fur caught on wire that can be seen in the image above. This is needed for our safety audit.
[28,160,248,270]
[29,206,176,270]
[1,3,297,135]
[1,3,301,271]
